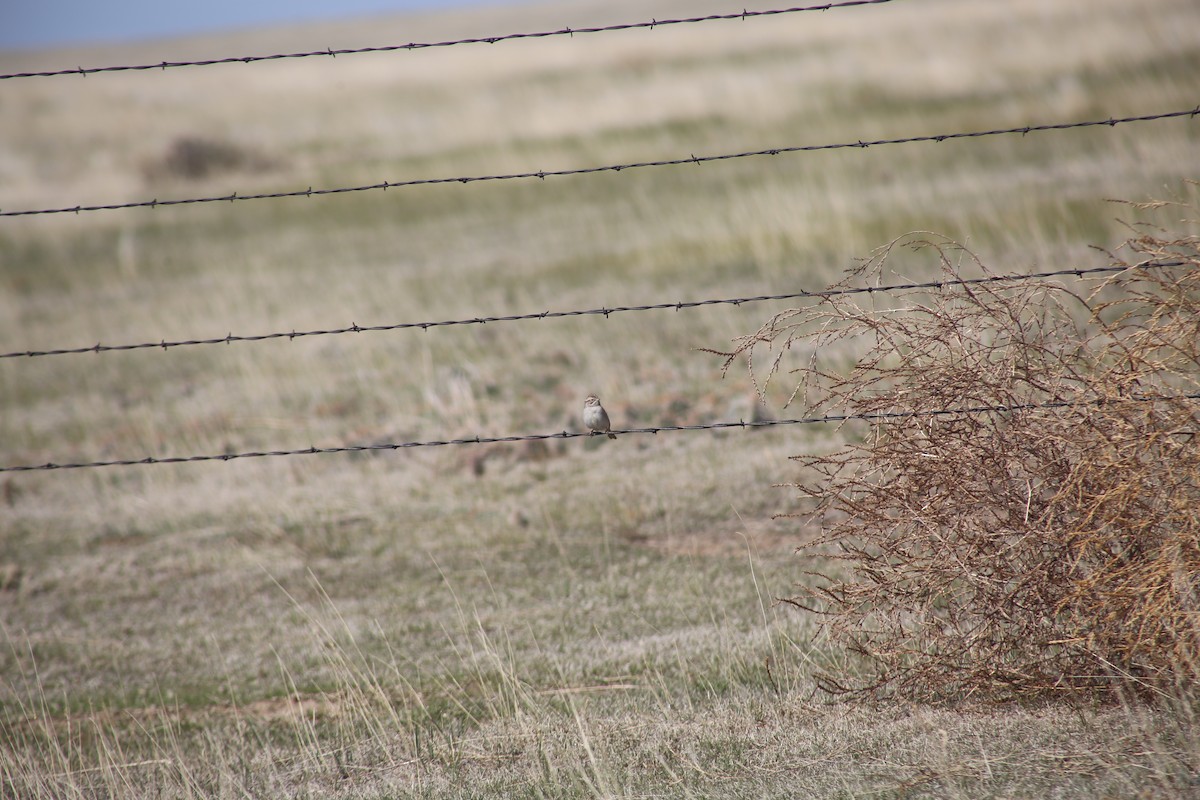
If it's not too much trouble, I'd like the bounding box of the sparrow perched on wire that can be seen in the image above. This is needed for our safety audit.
[583,394,617,439]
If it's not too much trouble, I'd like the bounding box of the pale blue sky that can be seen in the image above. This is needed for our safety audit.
[0,1,505,50]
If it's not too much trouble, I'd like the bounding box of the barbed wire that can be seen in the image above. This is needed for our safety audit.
[2,107,1195,219]
[3,393,1195,473]
[0,1,896,81]
[1,260,1187,360]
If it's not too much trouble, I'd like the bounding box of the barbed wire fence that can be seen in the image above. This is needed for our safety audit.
[1,260,1188,359]
[0,0,896,81]
[3,393,1196,474]
[2,108,1196,218]
[3,4,1197,477]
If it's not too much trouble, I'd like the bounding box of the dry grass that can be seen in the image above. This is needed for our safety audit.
[2,0,1200,796]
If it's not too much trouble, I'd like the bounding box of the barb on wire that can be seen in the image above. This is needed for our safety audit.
[1,107,1195,218]
[2,393,1195,473]
[0,1,895,81]
[0,260,1187,360]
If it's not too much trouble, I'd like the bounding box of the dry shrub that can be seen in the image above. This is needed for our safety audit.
[144,135,280,181]
[718,203,1200,702]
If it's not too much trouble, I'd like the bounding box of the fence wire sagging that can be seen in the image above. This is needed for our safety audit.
[0,1,896,80]
[2,108,1195,218]
[1,261,1188,360]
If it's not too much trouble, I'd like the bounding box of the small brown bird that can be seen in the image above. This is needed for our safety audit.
[583,394,617,439]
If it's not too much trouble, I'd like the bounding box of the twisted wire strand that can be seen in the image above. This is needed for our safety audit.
[1,260,1187,360]
[0,1,896,81]
[3,393,1196,473]
[2,108,1195,218]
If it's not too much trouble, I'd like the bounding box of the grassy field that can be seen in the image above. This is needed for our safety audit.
[2,0,1199,796]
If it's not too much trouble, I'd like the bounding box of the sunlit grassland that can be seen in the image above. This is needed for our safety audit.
[2,0,1199,795]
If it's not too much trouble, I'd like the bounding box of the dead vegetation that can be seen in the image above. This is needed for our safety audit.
[143,134,280,182]
[719,194,1200,702]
